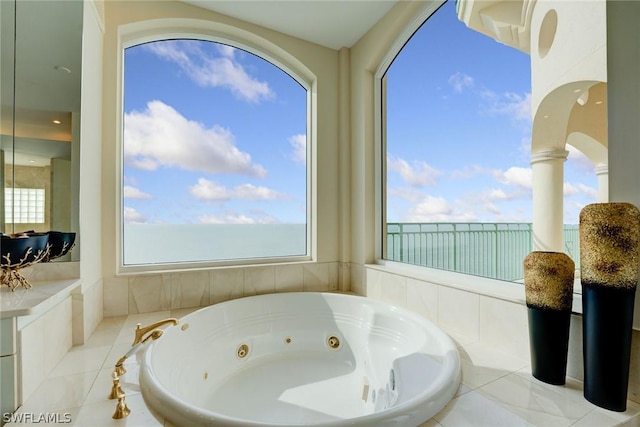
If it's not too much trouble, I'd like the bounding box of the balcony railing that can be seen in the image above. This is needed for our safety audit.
[386,223,580,282]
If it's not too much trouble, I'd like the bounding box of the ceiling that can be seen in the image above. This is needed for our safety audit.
[181,0,398,50]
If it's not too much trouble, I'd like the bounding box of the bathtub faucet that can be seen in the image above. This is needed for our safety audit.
[132,317,179,346]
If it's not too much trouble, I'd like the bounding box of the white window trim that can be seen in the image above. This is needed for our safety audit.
[115,18,317,275]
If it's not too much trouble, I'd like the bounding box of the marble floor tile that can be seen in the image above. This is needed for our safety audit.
[72,393,163,427]
[458,341,529,389]
[477,373,595,426]
[572,408,634,427]
[17,370,99,414]
[434,390,534,427]
[49,345,112,378]
[81,318,126,348]
[84,367,124,406]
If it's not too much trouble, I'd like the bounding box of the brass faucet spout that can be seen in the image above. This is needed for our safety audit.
[132,318,178,346]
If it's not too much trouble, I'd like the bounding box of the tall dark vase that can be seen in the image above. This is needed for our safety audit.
[582,285,635,411]
[524,251,574,385]
[580,202,640,412]
[527,307,572,384]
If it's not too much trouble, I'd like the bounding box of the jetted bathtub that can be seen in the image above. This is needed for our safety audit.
[139,292,460,426]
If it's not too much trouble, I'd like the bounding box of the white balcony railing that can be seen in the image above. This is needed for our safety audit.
[386,223,580,282]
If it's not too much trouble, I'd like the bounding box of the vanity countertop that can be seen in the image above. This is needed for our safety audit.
[0,279,81,318]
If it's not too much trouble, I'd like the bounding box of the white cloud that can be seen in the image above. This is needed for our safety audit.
[388,187,428,204]
[123,185,152,200]
[577,183,598,199]
[485,203,502,216]
[487,188,508,201]
[493,166,532,190]
[564,182,579,197]
[189,178,289,201]
[145,40,273,103]
[189,179,230,200]
[198,213,256,224]
[387,155,440,187]
[450,164,488,179]
[123,206,147,224]
[233,183,289,200]
[217,44,236,58]
[480,90,531,122]
[405,195,477,222]
[289,134,306,165]
[448,72,474,93]
[124,100,267,177]
[198,211,279,224]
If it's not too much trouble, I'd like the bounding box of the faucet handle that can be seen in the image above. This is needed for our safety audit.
[131,318,178,346]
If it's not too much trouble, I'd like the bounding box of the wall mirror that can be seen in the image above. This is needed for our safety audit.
[1,0,82,261]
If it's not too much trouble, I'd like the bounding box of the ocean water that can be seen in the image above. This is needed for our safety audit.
[123,223,307,265]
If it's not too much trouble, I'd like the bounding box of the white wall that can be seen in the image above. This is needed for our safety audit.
[607,1,640,329]
[76,0,105,342]
[100,1,343,314]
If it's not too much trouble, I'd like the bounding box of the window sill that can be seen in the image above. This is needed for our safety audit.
[369,259,583,315]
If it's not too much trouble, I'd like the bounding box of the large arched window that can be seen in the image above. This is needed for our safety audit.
[380,1,595,281]
[120,37,309,271]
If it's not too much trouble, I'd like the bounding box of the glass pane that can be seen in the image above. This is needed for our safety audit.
[122,39,308,266]
[385,1,543,281]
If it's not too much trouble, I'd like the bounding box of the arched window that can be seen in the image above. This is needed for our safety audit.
[120,38,309,271]
[381,1,550,281]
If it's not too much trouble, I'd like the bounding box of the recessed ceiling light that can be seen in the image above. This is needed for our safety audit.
[28,160,35,163]
[573,89,581,93]
[54,65,71,73]
[543,115,550,119]
[52,120,61,125]
[595,101,603,105]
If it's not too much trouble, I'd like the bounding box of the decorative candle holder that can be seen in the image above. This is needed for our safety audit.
[580,202,640,412]
[524,251,574,385]
[1,233,50,290]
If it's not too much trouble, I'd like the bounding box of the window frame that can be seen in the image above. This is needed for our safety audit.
[372,1,584,314]
[115,19,316,275]
[374,1,443,263]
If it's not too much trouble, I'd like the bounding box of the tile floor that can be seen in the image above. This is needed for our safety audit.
[6,308,640,427]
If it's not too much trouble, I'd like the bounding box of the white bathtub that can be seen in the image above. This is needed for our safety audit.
[139,292,460,426]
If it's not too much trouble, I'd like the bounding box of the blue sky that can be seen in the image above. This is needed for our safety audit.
[123,0,597,227]
[386,1,597,224]
[123,40,307,225]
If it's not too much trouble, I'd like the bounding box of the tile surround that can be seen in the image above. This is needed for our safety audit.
[104,262,343,316]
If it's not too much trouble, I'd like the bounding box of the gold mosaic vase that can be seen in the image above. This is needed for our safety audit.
[580,202,640,412]
[524,251,574,385]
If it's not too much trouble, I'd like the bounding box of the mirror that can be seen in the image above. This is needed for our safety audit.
[1,0,82,261]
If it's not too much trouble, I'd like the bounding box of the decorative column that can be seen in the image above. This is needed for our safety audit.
[531,150,569,252]
[594,164,609,202]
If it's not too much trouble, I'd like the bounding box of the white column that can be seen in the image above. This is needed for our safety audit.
[594,164,609,202]
[531,149,569,252]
